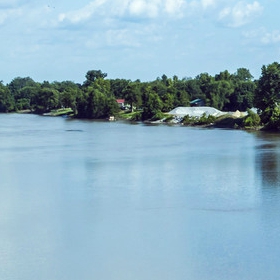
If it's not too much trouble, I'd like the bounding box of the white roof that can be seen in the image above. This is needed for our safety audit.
[168,106,226,117]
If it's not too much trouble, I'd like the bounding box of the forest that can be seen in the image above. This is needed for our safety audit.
[1,62,280,129]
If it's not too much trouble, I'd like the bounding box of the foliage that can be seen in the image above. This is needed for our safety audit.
[130,111,142,121]
[123,81,141,112]
[182,113,216,126]
[141,92,163,120]
[150,111,165,121]
[254,62,280,127]
[254,62,280,112]
[163,115,175,123]
[263,107,280,130]
[0,82,15,112]
[243,109,261,128]
[0,64,278,131]
[83,70,107,87]
[32,87,60,113]
[182,115,197,125]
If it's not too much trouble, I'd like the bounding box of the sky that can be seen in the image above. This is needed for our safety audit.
[0,0,279,84]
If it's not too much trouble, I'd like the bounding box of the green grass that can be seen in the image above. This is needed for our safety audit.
[50,108,74,116]
[117,110,141,120]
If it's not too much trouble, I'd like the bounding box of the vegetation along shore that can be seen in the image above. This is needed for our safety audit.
[1,62,280,131]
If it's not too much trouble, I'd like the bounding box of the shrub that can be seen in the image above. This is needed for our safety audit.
[182,114,197,125]
[196,113,216,125]
[243,109,261,128]
[130,111,142,121]
[163,115,174,123]
[182,113,216,125]
[150,111,165,121]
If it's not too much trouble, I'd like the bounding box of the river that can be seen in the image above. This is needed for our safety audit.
[0,113,280,280]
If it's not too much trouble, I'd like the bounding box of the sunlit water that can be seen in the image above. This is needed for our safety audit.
[1,113,280,280]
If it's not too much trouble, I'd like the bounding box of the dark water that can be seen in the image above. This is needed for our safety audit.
[1,114,280,280]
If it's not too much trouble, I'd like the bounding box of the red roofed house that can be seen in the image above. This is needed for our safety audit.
[116,99,125,108]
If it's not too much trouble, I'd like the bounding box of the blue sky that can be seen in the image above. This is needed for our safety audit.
[0,0,279,83]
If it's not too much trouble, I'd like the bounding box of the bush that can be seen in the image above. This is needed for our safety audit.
[243,109,261,128]
[182,113,216,125]
[163,115,174,123]
[182,114,197,125]
[130,111,142,121]
[150,111,165,121]
[196,113,216,125]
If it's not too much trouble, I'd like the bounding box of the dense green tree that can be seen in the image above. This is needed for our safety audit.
[83,70,107,87]
[255,62,280,124]
[162,93,175,112]
[234,68,254,81]
[123,82,141,112]
[215,70,232,81]
[0,82,15,112]
[185,79,203,101]
[85,88,107,118]
[110,79,130,98]
[228,81,256,111]
[141,91,163,120]
[8,77,38,110]
[8,77,36,96]
[32,87,60,113]
[92,78,111,97]
[213,80,234,110]
[196,73,215,106]
[105,96,120,117]
[227,68,256,111]
[52,81,82,112]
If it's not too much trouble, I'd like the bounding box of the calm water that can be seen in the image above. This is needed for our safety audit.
[1,113,280,280]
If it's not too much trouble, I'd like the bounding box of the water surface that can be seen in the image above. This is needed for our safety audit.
[0,114,280,280]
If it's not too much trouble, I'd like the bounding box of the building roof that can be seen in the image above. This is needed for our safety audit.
[168,106,226,117]
[116,99,125,104]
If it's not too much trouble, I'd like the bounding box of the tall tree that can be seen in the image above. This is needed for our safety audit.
[83,70,107,87]
[255,62,280,124]
[0,82,15,112]
[123,82,141,112]
[255,62,280,111]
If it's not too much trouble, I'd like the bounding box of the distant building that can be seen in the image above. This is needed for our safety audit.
[190,99,205,107]
[116,99,125,109]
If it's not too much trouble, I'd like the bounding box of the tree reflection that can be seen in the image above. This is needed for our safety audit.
[255,132,280,188]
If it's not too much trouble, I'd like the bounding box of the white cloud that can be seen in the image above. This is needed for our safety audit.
[128,0,159,18]
[106,28,141,47]
[164,0,184,15]
[243,28,280,45]
[201,0,217,9]
[261,30,280,44]
[57,0,186,24]
[219,1,263,27]
[58,0,107,23]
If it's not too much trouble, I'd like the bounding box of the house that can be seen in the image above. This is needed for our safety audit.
[190,98,205,107]
[116,99,125,109]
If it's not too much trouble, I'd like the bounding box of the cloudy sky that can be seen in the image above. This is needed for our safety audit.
[0,0,279,83]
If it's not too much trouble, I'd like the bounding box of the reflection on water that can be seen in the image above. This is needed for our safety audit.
[255,132,280,188]
[1,114,280,280]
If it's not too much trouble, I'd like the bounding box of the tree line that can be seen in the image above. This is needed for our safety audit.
[1,63,280,128]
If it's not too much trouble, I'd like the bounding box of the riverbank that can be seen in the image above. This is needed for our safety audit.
[15,107,264,131]
[117,108,263,130]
